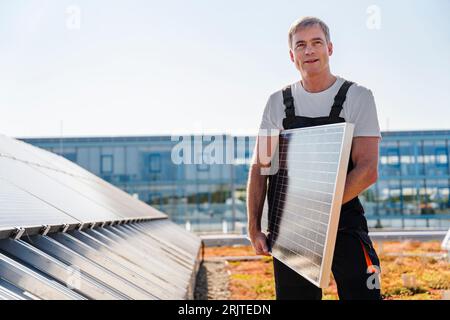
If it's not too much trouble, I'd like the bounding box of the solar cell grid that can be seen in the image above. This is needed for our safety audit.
[262,123,354,287]
[0,135,166,236]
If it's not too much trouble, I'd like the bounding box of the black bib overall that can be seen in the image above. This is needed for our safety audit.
[267,81,382,300]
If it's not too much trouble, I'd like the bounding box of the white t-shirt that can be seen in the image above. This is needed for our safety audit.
[259,76,381,138]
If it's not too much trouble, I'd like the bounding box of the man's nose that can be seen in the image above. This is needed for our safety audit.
[304,44,315,55]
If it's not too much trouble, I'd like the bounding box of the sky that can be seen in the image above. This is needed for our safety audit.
[0,0,449,138]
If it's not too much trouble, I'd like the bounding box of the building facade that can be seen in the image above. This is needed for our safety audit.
[22,130,450,232]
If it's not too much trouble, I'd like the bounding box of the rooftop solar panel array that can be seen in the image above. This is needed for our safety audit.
[0,134,201,299]
[0,134,166,237]
[262,123,354,288]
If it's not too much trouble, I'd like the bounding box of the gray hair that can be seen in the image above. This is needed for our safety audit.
[288,17,331,49]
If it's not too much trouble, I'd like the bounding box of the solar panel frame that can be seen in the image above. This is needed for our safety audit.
[72,228,187,297]
[0,238,124,300]
[24,235,154,299]
[0,251,85,300]
[262,123,354,288]
[92,226,192,279]
[136,219,201,257]
[47,232,162,299]
[102,226,193,273]
[0,279,29,300]
[122,224,196,266]
[70,230,180,299]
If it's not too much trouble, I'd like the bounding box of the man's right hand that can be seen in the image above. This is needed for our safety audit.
[249,231,271,256]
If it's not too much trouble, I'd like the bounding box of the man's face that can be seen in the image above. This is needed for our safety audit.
[289,25,333,76]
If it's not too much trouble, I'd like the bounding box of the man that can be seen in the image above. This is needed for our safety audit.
[246,16,382,300]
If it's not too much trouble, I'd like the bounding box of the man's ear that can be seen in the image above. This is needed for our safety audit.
[328,41,333,56]
[289,49,295,63]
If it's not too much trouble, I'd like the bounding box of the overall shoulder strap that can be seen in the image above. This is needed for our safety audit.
[282,85,296,118]
[329,80,354,119]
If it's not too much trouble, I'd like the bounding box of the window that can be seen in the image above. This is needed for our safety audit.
[197,152,209,172]
[118,174,130,183]
[436,148,448,166]
[148,154,161,173]
[101,155,113,174]
[148,193,162,207]
[387,149,400,166]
